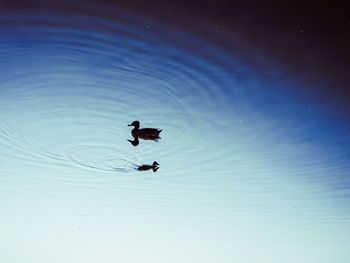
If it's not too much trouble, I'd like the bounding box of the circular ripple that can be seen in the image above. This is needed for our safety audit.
[0,9,349,190]
[0,12,239,175]
[0,6,349,262]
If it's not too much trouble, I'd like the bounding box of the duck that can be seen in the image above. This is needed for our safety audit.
[137,161,159,172]
[128,121,162,146]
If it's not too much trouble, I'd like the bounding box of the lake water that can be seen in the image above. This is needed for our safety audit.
[0,4,349,263]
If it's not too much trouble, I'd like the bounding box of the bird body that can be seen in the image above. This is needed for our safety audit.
[132,127,162,140]
[128,121,162,146]
[137,161,159,172]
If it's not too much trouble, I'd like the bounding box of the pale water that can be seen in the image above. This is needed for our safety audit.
[0,4,349,263]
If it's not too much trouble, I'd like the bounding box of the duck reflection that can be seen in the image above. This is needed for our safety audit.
[137,161,159,172]
[128,121,162,146]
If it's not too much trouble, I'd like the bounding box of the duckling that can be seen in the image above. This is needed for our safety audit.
[128,121,162,146]
[137,161,159,172]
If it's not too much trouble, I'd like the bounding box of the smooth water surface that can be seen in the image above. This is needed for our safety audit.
[0,5,350,263]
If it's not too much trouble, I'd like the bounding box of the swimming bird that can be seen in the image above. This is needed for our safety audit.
[137,161,159,172]
[128,121,162,146]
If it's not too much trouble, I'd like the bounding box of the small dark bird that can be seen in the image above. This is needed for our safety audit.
[128,121,162,146]
[137,161,159,172]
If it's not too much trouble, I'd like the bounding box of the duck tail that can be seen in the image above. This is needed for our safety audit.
[153,167,159,172]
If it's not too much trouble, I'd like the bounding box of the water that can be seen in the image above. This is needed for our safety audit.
[0,4,350,263]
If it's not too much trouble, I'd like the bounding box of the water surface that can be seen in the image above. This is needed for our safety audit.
[0,5,350,263]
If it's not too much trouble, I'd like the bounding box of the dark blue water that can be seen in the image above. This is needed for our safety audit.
[0,6,349,263]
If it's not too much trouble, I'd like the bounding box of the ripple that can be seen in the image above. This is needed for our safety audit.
[0,12,236,175]
[0,4,350,262]
[0,7,350,228]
